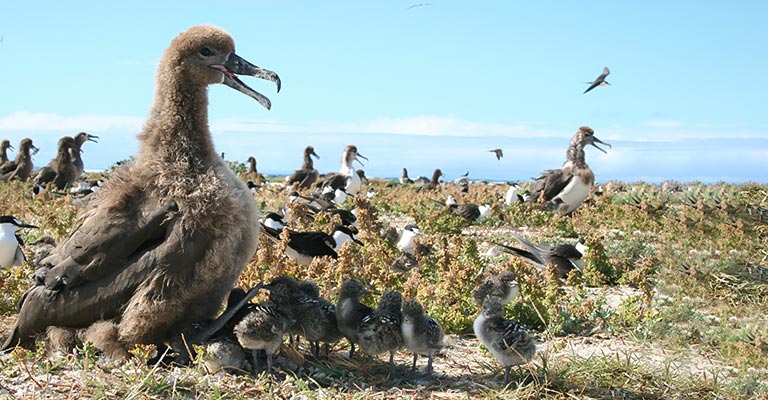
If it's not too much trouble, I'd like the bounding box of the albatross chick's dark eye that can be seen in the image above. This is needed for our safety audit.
[199,47,214,57]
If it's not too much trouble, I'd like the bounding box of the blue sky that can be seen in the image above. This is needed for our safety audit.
[1,1,766,183]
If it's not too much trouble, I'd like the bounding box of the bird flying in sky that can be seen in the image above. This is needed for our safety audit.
[583,66,610,94]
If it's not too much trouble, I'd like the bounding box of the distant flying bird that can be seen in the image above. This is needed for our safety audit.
[407,3,431,10]
[489,149,503,160]
[583,67,610,94]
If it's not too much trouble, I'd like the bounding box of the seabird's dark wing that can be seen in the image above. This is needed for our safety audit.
[452,204,480,222]
[583,67,610,94]
[288,231,338,258]
[2,201,182,349]
[549,243,582,260]
[34,166,56,185]
[493,241,545,269]
[0,160,17,174]
[529,167,574,203]
[488,317,529,350]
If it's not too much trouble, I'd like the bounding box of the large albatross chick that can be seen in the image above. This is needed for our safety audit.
[528,126,610,215]
[2,25,281,357]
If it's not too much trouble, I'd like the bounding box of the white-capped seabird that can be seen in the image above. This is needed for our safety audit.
[317,145,368,195]
[0,216,37,269]
[494,232,586,279]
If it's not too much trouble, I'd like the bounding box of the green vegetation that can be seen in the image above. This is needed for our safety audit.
[1,177,767,399]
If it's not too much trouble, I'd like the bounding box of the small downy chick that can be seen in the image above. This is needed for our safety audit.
[357,289,404,367]
[336,279,374,357]
[473,297,536,385]
[471,270,519,307]
[234,276,298,373]
[401,299,444,375]
[297,280,343,357]
[291,279,328,356]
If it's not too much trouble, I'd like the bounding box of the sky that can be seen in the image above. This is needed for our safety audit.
[1,1,767,183]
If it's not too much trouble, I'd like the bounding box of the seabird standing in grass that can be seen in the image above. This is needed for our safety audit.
[2,25,281,355]
[474,297,536,385]
[0,138,39,182]
[358,289,404,367]
[33,136,79,190]
[336,279,374,357]
[0,139,13,166]
[0,216,37,269]
[317,145,368,195]
[285,145,320,189]
[472,270,520,307]
[494,232,586,279]
[400,168,414,184]
[401,298,444,375]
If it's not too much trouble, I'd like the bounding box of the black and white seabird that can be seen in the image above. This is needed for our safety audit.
[0,216,37,269]
[2,25,281,355]
[583,66,610,94]
[336,279,374,358]
[474,297,536,385]
[0,138,39,182]
[396,224,423,254]
[358,289,404,367]
[261,223,361,266]
[494,232,586,279]
[444,195,492,223]
[504,182,525,205]
[528,126,610,215]
[285,145,320,189]
[489,149,503,160]
[401,299,444,375]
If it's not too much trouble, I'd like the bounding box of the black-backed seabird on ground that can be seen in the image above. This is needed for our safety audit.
[494,232,586,279]
[0,216,37,269]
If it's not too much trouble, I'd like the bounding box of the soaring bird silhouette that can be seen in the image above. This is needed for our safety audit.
[583,67,610,94]
[489,149,503,160]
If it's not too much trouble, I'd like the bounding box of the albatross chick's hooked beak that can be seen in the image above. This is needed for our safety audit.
[590,136,612,154]
[354,152,369,167]
[30,144,40,155]
[211,52,281,110]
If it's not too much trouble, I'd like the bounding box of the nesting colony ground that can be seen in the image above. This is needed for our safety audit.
[1,176,767,399]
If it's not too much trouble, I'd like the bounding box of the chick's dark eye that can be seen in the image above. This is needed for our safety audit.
[200,47,214,57]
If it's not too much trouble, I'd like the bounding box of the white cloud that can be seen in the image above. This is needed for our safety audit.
[643,120,683,128]
[0,112,144,132]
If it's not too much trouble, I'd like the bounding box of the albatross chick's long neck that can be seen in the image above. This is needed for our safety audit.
[138,70,216,171]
